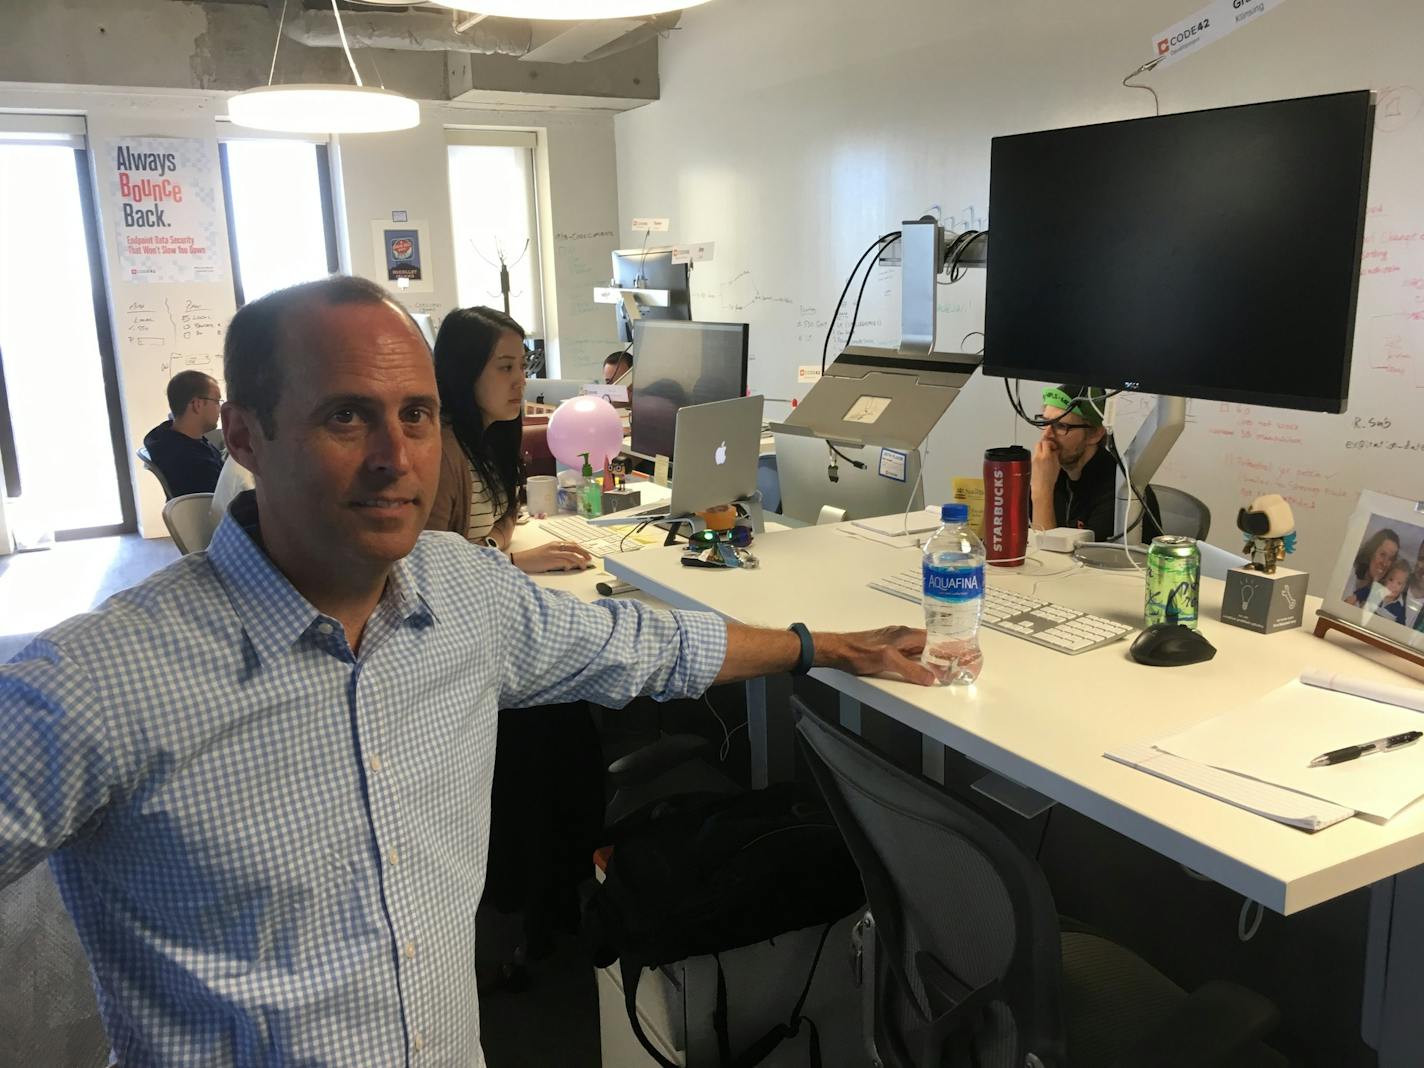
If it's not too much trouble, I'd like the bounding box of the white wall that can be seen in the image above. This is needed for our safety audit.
[614,0,1424,590]
[0,82,623,536]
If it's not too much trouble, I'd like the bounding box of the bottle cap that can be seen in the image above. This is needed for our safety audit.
[941,503,969,523]
[579,451,593,476]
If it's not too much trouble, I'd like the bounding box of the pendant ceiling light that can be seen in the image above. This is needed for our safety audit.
[425,0,714,18]
[228,0,420,135]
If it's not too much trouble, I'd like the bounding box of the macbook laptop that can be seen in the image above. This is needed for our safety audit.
[591,395,764,525]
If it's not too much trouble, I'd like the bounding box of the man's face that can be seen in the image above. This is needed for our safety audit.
[1038,404,1100,468]
[229,300,442,577]
[604,355,629,385]
[194,378,222,434]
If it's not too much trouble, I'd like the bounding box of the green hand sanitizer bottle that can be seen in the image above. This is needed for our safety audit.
[578,452,602,518]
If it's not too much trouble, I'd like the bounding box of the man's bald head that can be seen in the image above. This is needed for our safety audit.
[224,275,420,439]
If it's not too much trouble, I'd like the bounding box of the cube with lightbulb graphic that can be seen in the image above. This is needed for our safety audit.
[1220,494,1309,634]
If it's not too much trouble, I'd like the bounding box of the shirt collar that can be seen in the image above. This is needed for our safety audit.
[207,490,435,665]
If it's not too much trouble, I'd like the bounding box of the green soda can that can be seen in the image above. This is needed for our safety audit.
[1145,536,1201,629]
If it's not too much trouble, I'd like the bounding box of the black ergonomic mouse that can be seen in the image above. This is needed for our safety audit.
[1129,623,1217,667]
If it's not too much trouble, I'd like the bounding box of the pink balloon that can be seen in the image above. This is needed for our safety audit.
[545,395,624,471]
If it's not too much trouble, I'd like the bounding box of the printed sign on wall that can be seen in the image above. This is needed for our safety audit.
[104,137,227,284]
[370,219,434,293]
[383,228,423,282]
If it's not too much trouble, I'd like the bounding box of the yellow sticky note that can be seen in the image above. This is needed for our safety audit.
[951,477,985,540]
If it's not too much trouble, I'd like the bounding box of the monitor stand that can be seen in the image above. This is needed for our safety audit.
[1116,395,1186,546]
[590,491,765,536]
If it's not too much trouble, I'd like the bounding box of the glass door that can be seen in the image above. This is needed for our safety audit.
[0,138,134,539]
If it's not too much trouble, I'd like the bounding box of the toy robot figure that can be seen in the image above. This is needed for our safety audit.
[1237,493,1297,575]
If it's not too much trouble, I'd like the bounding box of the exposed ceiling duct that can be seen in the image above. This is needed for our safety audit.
[279,9,533,57]
[268,2,681,64]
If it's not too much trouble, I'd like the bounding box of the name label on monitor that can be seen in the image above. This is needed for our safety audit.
[631,217,670,233]
[797,365,822,384]
[581,383,629,403]
[671,242,716,264]
[843,395,892,424]
[878,449,908,482]
[1151,0,1285,70]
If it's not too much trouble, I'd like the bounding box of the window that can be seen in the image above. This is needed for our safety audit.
[219,139,339,305]
[447,131,544,335]
[0,119,135,539]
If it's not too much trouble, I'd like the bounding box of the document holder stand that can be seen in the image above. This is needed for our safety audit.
[768,345,979,451]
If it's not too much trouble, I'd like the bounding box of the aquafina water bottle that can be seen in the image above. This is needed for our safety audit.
[921,503,985,685]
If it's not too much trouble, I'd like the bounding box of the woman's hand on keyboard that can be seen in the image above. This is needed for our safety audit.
[512,541,595,573]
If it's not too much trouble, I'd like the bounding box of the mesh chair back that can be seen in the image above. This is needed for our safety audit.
[1149,485,1211,541]
[163,492,217,554]
[136,446,176,500]
[795,700,1066,1068]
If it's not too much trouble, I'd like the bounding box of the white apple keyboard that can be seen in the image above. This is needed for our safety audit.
[539,516,646,558]
[868,569,1135,655]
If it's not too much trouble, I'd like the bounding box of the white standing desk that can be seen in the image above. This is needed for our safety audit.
[605,520,1424,1064]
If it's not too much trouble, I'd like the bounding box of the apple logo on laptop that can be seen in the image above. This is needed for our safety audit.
[714,441,727,465]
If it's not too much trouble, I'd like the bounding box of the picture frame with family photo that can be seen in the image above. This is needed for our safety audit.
[1321,490,1424,654]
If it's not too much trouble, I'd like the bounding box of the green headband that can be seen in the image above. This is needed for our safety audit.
[1042,386,1104,426]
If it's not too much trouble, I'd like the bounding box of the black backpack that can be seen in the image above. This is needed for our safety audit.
[583,782,866,1067]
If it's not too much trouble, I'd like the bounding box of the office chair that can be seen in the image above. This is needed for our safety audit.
[793,699,1287,1068]
[1150,485,1211,541]
[162,492,217,554]
[135,445,176,500]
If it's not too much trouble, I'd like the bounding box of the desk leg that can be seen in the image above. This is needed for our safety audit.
[1365,865,1424,1065]
[745,674,795,789]
[838,694,861,734]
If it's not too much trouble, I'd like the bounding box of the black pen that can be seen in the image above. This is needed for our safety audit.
[1308,730,1423,768]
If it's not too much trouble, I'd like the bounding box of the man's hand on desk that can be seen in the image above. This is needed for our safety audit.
[716,623,936,686]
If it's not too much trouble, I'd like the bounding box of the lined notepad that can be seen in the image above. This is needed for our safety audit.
[1105,742,1355,832]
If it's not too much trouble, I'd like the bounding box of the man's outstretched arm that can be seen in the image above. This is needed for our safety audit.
[716,623,936,686]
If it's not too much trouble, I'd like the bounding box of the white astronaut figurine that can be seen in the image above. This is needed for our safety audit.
[1237,493,1297,575]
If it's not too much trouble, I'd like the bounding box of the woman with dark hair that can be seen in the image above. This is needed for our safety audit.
[1345,527,1401,606]
[427,305,591,573]
[426,306,603,998]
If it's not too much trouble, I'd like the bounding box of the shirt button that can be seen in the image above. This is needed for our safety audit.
[405,940,416,959]
[413,1033,425,1052]
[369,755,383,773]
[317,622,334,636]
[388,849,400,867]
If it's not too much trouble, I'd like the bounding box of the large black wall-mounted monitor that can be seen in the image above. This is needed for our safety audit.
[611,247,692,343]
[983,90,1373,413]
[629,320,749,461]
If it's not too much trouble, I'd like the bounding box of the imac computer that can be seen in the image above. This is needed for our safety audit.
[983,89,1373,535]
[610,247,692,343]
[629,320,750,462]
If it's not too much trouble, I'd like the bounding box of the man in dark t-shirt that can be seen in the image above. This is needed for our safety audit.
[143,370,223,498]
[1029,385,1160,544]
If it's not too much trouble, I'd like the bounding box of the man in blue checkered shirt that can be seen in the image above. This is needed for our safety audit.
[0,276,933,1066]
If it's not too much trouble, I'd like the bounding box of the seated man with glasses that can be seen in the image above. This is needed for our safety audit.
[143,370,225,498]
[1029,384,1160,543]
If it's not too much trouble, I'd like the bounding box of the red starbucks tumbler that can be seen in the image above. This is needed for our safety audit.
[983,446,1031,567]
